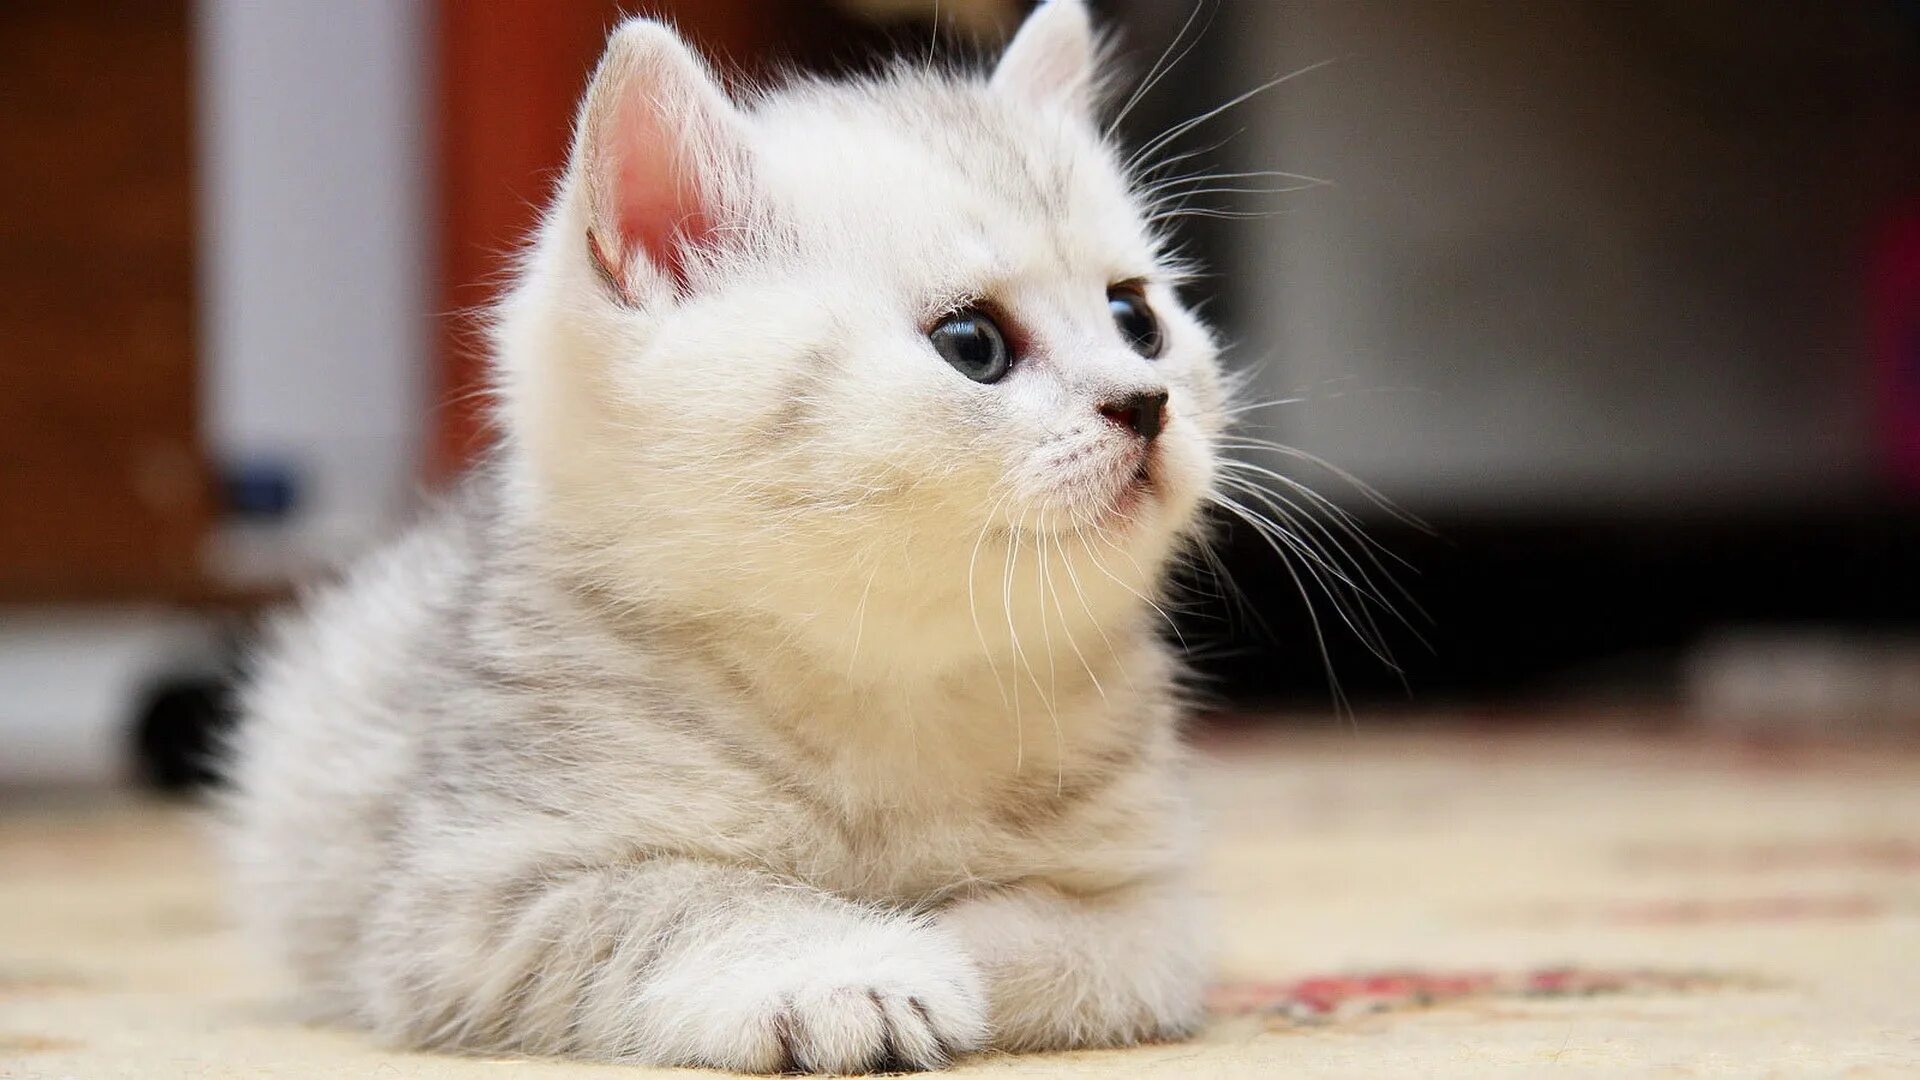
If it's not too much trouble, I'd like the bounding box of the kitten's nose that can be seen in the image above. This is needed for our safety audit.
[1098,389,1169,441]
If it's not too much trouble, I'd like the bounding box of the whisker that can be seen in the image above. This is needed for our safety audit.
[1106,0,1213,140]
[1204,492,1353,723]
[1125,56,1343,175]
[966,488,1013,708]
[1209,487,1401,673]
[1217,457,1429,633]
[1220,437,1431,533]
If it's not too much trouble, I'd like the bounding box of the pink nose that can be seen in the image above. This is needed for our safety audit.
[1099,389,1168,441]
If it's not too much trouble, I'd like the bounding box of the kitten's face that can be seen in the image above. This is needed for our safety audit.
[501,3,1224,670]
[723,75,1224,543]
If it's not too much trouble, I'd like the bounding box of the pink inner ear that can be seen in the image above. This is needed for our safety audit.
[598,84,717,296]
[610,162,711,293]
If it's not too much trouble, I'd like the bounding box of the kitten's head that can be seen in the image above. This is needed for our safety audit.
[497,0,1226,677]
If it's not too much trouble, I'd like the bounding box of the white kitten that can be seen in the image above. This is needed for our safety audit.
[226,1,1227,1071]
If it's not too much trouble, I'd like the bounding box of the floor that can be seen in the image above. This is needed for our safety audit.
[3,723,1918,1078]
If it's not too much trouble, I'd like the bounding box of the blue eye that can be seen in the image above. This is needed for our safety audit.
[928,308,1012,383]
[1108,286,1164,359]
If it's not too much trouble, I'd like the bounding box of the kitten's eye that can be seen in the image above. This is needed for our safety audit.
[1108,286,1164,359]
[928,308,1012,383]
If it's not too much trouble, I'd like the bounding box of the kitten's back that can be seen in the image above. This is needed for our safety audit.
[223,486,486,1014]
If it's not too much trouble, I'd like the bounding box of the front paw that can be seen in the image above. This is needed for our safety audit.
[639,916,987,1073]
[938,886,1207,1053]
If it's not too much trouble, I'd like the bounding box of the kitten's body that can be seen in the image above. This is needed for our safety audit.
[228,3,1224,1071]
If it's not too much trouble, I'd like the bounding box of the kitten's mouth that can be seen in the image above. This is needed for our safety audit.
[1099,454,1156,526]
[1016,450,1161,540]
[1124,456,1154,499]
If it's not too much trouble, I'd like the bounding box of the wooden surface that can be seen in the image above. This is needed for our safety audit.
[0,1,211,601]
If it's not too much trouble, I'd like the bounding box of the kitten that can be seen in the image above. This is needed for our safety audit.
[225,1,1228,1071]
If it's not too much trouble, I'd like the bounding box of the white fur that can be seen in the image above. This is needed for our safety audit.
[226,2,1226,1071]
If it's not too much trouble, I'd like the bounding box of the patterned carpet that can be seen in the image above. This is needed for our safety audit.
[3,724,1918,1077]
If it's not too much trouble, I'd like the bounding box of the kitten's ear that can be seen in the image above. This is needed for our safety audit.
[992,0,1095,115]
[571,18,751,302]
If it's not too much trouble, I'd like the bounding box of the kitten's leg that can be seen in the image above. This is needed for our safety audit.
[360,859,986,1072]
[938,878,1207,1051]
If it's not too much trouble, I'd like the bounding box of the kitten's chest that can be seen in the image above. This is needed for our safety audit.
[753,721,1158,902]
[794,797,1055,903]
[598,641,1172,900]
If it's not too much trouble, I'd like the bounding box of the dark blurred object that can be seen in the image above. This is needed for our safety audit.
[0,1,214,601]
[218,461,302,522]
[1686,627,1920,738]
[1877,205,1920,492]
[131,673,237,793]
[1182,508,1920,710]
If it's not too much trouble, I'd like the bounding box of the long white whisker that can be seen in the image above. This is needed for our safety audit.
[1057,510,1132,692]
[967,489,1013,708]
[1106,1,1212,139]
[1045,527,1107,705]
[1082,522,1189,652]
[1126,57,1343,174]
[1218,456,1429,626]
[1215,481,1408,672]
[1220,436,1429,532]
[1001,511,1027,773]
[1210,486,1400,673]
[1034,530,1065,796]
[1205,492,1352,722]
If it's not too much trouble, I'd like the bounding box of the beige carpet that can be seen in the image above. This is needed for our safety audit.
[4,724,1919,1078]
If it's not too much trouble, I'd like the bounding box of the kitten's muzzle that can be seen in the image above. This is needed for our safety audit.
[1098,388,1168,442]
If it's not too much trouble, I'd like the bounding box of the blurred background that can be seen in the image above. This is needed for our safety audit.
[3,0,1918,792]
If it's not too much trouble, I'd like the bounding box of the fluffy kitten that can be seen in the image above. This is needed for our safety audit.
[226,1,1228,1071]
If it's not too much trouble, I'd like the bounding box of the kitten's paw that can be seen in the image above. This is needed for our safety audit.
[763,982,975,1074]
[640,917,986,1073]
